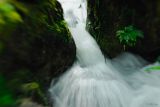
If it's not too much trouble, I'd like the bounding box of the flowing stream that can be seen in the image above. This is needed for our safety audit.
[49,0,160,107]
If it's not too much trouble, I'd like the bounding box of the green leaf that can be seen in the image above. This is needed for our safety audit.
[145,66,160,72]
[6,11,22,22]
[116,25,144,47]
[0,1,22,24]
[0,3,14,13]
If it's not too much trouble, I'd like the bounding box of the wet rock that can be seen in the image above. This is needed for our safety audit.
[0,0,76,106]
[87,0,160,61]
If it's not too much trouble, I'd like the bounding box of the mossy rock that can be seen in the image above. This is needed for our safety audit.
[0,0,76,106]
[87,0,160,61]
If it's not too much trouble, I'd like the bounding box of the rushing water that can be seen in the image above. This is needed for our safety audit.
[49,0,160,107]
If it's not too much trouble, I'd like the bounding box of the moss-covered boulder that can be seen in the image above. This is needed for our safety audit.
[87,0,160,61]
[0,0,76,106]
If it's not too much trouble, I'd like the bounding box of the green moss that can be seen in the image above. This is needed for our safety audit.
[48,20,71,42]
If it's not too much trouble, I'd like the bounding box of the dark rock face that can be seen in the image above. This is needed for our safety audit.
[0,0,76,105]
[1,0,76,83]
[87,0,160,61]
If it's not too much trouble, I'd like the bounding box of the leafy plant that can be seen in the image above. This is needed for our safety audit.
[0,1,22,24]
[0,74,15,107]
[116,25,143,49]
[0,0,23,36]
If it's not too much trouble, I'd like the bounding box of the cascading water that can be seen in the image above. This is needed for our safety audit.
[49,0,160,107]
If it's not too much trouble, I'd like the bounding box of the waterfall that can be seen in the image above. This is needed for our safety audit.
[49,0,160,107]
